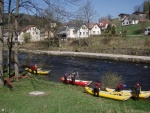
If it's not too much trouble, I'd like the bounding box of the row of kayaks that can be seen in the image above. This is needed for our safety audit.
[106,88,150,99]
[25,68,50,75]
[60,77,150,101]
[85,87,150,101]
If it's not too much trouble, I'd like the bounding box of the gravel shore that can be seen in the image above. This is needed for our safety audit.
[19,49,150,63]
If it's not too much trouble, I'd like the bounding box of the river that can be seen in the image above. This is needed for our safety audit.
[17,52,150,91]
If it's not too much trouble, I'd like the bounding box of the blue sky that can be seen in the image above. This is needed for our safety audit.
[35,0,144,22]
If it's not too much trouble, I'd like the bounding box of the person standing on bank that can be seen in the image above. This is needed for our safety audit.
[135,83,141,100]
[93,81,100,97]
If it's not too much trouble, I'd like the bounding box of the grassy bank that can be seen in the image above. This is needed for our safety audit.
[20,36,150,56]
[0,76,150,113]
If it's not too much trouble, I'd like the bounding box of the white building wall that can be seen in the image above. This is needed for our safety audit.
[91,25,101,35]
[26,27,40,42]
[67,28,77,38]
[77,25,89,38]
[18,32,24,44]
[122,19,130,26]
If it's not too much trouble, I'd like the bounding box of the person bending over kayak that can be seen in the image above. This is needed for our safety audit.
[71,71,76,85]
[63,73,69,84]
[115,82,124,91]
[93,82,100,97]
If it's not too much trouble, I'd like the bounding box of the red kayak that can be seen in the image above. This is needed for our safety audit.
[60,76,92,86]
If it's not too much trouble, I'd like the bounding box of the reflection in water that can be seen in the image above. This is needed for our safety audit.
[17,53,150,90]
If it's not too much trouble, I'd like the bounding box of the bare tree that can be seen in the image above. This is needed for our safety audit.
[134,5,142,12]
[0,0,4,84]
[2,0,81,80]
[78,0,96,46]
[14,0,19,80]
[7,0,13,77]
[41,7,63,47]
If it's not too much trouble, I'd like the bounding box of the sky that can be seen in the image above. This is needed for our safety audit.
[35,0,144,22]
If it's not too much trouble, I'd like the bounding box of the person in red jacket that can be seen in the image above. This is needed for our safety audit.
[93,82,100,97]
[134,83,141,100]
[115,82,124,91]
[32,64,38,75]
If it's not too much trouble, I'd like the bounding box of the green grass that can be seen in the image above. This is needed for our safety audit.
[112,18,150,35]
[0,77,150,113]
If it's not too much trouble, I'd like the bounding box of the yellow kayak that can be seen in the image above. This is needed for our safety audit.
[25,68,50,75]
[106,88,150,99]
[85,87,131,101]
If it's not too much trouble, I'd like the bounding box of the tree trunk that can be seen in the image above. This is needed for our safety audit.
[7,0,12,78]
[14,0,20,80]
[0,0,4,84]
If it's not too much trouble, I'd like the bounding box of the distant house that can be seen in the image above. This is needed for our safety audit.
[58,23,101,39]
[89,23,101,36]
[18,25,40,42]
[3,32,23,44]
[40,28,54,40]
[77,24,89,38]
[118,12,147,26]
[99,20,115,30]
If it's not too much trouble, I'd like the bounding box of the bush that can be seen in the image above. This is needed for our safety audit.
[100,71,123,90]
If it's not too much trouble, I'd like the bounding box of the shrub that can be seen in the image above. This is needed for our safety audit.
[100,71,123,90]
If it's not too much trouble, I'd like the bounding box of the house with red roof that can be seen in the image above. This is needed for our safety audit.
[18,25,41,43]
[99,20,115,31]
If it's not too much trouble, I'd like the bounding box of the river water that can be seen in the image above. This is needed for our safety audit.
[17,52,150,91]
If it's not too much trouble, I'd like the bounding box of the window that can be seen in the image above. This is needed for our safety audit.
[73,30,76,34]
[93,31,95,34]
[80,32,82,35]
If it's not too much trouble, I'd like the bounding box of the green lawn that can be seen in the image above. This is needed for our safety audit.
[0,76,150,113]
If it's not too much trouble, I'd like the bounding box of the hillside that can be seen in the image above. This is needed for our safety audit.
[3,13,150,35]
[3,13,54,31]
[111,18,150,35]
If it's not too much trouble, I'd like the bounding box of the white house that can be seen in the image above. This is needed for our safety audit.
[89,23,101,35]
[77,24,89,38]
[18,25,40,42]
[99,20,115,31]
[118,12,147,26]
[66,23,78,38]
[3,32,24,44]
[58,23,101,39]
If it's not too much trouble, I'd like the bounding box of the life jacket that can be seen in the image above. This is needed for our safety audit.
[33,65,37,70]
[135,84,141,91]
[118,83,123,89]
[94,83,100,89]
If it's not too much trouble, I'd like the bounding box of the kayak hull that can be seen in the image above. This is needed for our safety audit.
[106,88,150,99]
[85,87,131,101]
[61,77,92,86]
[25,68,50,75]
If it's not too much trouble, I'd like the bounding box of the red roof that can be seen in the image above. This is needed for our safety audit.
[99,20,113,27]
[21,25,36,32]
